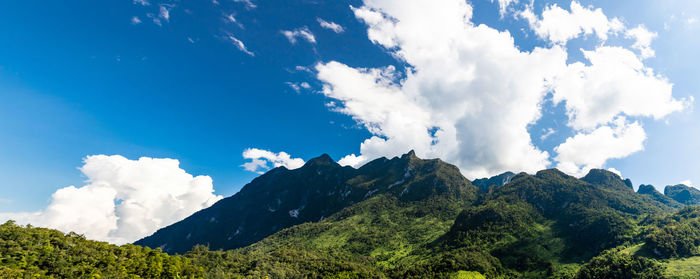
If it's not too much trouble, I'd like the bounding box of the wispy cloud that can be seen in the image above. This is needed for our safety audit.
[159,5,171,22]
[131,16,142,25]
[285,81,311,93]
[133,0,149,6]
[317,18,344,33]
[226,13,244,29]
[540,128,555,141]
[233,0,256,9]
[281,27,316,44]
[227,34,254,56]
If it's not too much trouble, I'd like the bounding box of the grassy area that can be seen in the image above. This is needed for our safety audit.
[666,256,700,278]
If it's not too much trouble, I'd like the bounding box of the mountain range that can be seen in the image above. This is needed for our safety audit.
[3,151,700,278]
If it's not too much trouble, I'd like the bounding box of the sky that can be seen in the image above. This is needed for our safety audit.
[0,0,699,244]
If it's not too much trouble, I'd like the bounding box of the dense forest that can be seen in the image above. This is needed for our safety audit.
[3,152,700,278]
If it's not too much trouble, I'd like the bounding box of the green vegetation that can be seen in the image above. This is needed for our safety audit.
[0,221,202,278]
[4,152,700,278]
[575,248,665,279]
[644,207,700,258]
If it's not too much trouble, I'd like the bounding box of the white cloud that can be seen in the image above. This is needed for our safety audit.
[159,5,171,22]
[317,18,345,33]
[285,82,311,93]
[492,0,518,16]
[551,46,688,130]
[295,65,312,73]
[146,13,161,26]
[226,14,244,29]
[133,0,149,6]
[555,118,646,176]
[520,1,624,44]
[317,1,568,178]
[313,0,689,178]
[227,34,254,56]
[227,14,237,23]
[131,16,142,25]
[241,148,305,173]
[626,25,657,59]
[282,27,316,44]
[233,0,256,9]
[338,154,366,167]
[540,128,555,140]
[0,155,222,244]
[286,82,301,93]
[680,179,693,187]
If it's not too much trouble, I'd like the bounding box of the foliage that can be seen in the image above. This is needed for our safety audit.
[0,221,202,278]
[185,245,384,279]
[575,248,665,279]
[645,207,700,258]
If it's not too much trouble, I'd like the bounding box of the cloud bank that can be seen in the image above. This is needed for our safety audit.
[316,0,690,178]
[0,155,222,245]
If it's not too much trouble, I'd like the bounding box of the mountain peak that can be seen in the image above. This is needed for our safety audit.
[535,168,570,180]
[664,184,700,205]
[472,171,516,191]
[304,153,336,167]
[638,184,658,195]
[582,169,633,190]
[400,150,418,160]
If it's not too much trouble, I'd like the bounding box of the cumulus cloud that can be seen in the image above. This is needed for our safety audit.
[282,27,316,44]
[520,1,624,44]
[241,148,305,174]
[313,0,688,178]
[0,155,222,244]
[625,25,657,59]
[551,46,688,130]
[317,18,345,33]
[555,118,646,176]
[226,34,254,56]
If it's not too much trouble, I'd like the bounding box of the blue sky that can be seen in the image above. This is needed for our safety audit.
[1,0,699,240]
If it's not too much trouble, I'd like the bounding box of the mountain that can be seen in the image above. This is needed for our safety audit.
[135,152,699,278]
[179,163,698,278]
[136,150,479,254]
[581,168,634,191]
[665,184,700,205]
[638,184,683,208]
[11,151,700,278]
[472,171,516,192]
